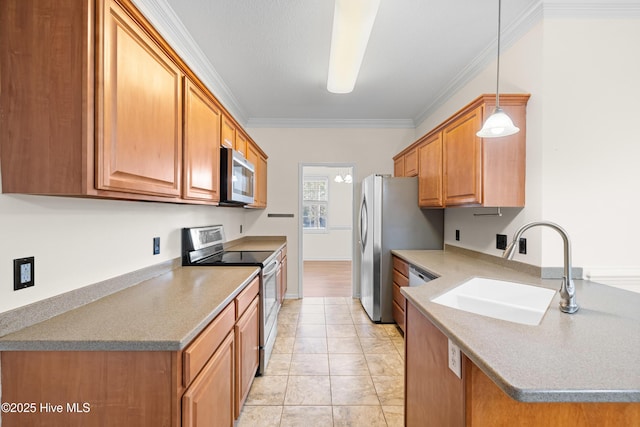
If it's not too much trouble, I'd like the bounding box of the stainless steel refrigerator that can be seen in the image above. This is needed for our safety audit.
[358,174,444,322]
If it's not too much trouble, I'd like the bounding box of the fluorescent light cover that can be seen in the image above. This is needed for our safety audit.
[327,0,381,94]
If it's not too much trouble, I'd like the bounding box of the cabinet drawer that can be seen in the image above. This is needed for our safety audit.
[393,257,409,276]
[393,269,409,287]
[235,275,260,319]
[183,302,236,387]
[393,300,405,332]
[393,283,406,306]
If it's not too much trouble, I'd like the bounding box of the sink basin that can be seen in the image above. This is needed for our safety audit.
[431,277,556,326]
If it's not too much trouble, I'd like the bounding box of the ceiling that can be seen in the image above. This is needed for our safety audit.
[144,0,541,127]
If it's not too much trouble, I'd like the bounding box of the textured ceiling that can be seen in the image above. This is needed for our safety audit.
[153,0,540,127]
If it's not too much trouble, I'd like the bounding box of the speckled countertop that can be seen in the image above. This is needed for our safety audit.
[225,236,287,252]
[0,266,259,351]
[394,248,640,403]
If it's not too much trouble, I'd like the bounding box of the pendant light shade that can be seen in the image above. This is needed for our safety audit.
[476,107,519,137]
[477,0,519,138]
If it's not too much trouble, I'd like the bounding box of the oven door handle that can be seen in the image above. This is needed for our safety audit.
[262,258,279,277]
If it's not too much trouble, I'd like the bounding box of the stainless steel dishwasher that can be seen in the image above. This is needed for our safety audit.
[409,265,437,287]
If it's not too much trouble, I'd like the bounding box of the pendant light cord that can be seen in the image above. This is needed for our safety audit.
[496,0,502,108]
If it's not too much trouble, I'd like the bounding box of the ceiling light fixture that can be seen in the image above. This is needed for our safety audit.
[327,0,381,94]
[334,171,353,184]
[477,0,520,138]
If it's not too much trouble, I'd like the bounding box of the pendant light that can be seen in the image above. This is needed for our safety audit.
[477,0,519,138]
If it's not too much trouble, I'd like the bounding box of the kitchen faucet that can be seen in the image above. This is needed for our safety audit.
[502,221,579,314]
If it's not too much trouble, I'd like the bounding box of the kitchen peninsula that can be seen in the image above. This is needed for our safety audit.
[395,247,640,426]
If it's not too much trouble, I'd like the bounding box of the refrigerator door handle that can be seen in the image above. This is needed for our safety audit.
[359,195,368,252]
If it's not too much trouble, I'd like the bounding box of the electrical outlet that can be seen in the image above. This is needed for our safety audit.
[153,237,160,255]
[496,234,507,250]
[13,257,35,290]
[455,230,460,241]
[448,339,462,379]
[519,238,527,254]
[240,224,243,234]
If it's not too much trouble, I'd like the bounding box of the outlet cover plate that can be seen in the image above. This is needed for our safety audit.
[14,257,35,290]
[448,339,462,379]
[153,237,160,255]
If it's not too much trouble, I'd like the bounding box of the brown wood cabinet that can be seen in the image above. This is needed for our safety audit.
[236,131,248,157]
[0,273,262,427]
[392,256,409,332]
[418,132,444,208]
[405,299,640,427]
[97,0,183,198]
[221,115,236,149]
[393,94,529,208]
[234,297,259,418]
[246,142,268,208]
[183,332,234,427]
[0,0,266,205]
[277,245,288,304]
[182,78,221,202]
[393,147,418,177]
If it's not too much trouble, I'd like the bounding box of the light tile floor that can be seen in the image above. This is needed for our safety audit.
[237,297,405,427]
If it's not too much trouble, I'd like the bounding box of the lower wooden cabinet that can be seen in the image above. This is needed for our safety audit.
[277,245,288,304]
[405,300,640,427]
[234,297,260,418]
[183,332,235,427]
[392,256,409,331]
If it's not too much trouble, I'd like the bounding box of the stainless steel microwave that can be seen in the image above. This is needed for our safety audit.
[220,147,255,205]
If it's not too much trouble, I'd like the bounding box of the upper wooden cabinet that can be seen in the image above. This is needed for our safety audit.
[393,147,418,177]
[183,78,221,202]
[235,131,248,157]
[221,115,236,149]
[418,132,444,208]
[394,94,530,208]
[0,0,266,206]
[97,0,183,198]
[246,142,268,209]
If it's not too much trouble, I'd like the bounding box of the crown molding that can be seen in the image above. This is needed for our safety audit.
[131,0,248,125]
[544,2,640,18]
[245,118,415,129]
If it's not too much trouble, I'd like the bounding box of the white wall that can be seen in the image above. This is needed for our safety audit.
[416,15,640,287]
[0,188,247,314]
[243,127,415,298]
[302,166,354,261]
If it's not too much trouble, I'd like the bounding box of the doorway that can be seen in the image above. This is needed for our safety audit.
[299,164,355,298]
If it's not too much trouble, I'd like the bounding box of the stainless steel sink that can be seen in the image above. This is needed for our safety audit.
[431,277,556,326]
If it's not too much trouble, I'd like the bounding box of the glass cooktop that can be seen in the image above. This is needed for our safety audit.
[195,250,274,266]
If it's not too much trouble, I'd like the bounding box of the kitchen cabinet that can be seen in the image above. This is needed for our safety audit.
[0,0,267,205]
[183,332,235,427]
[277,245,288,303]
[234,297,259,417]
[236,131,248,157]
[221,115,236,149]
[405,299,639,427]
[392,256,409,331]
[0,273,262,427]
[182,78,221,202]
[418,132,444,208]
[246,142,268,208]
[393,147,418,177]
[393,94,529,208]
[97,0,183,197]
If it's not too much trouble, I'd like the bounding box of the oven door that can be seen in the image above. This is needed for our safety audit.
[260,257,279,374]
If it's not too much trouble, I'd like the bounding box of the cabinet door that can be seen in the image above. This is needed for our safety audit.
[394,157,405,177]
[418,132,444,208]
[281,255,288,299]
[221,115,236,149]
[404,148,418,177]
[443,106,483,206]
[183,78,221,202]
[97,0,182,197]
[234,297,260,418]
[236,131,248,157]
[257,155,268,207]
[406,302,465,427]
[183,332,235,427]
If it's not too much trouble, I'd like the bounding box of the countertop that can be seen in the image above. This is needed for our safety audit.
[394,248,640,403]
[0,266,259,351]
[226,236,287,252]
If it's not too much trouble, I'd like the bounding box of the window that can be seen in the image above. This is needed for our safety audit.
[303,176,328,231]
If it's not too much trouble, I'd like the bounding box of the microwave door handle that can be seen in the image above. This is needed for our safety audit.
[234,154,255,173]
